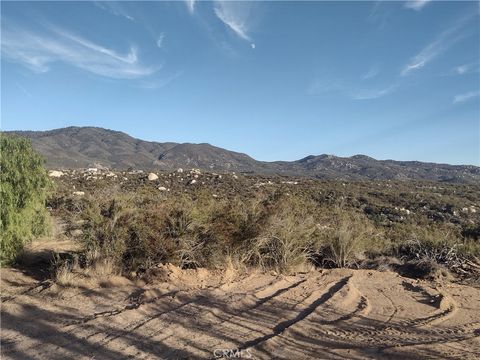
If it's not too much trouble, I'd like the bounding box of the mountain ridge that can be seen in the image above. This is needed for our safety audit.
[5,126,480,183]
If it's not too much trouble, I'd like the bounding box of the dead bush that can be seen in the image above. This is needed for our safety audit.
[397,226,480,276]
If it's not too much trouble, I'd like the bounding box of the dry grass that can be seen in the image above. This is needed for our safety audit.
[315,208,386,268]
[53,255,82,287]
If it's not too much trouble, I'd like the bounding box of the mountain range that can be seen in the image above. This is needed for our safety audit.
[5,126,480,183]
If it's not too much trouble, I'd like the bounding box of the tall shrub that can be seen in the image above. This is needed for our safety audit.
[0,135,51,264]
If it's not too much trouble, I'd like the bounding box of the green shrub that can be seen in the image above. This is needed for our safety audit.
[242,196,319,272]
[315,207,386,268]
[0,135,51,264]
[81,195,201,273]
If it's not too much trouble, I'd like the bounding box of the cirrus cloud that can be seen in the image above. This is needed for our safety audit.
[453,91,480,104]
[94,1,135,21]
[454,62,479,75]
[1,22,158,79]
[401,15,472,76]
[214,0,256,47]
[404,0,432,11]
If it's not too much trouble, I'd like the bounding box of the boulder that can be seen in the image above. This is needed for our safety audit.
[158,186,167,191]
[148,173,159,181]
[48,170,64,178]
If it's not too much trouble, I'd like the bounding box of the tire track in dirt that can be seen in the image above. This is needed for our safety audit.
[396,282,458,328]
[9,275,276,357]
[3,273,313,355]
[318,295,369,325]
[238,276,351,350]
[277,319,480,353]
[60,289,184,327]
[180,273,365,354]
[255,275,478,354]
[316,275,371,325]
[25,290,209,359]
[3,269,480,359]
[103,275,322,359]
[60,272,275,328]
[290,317,480,349]
[377,290,398,326]
[108,276,312,355]
[82,275,304,353]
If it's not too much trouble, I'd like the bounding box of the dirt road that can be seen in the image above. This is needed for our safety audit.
[1,263,479,359]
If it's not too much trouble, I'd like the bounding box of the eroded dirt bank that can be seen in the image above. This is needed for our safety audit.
[2,263,479,360]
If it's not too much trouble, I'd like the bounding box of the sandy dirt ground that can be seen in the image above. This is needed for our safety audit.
[2,256,480,360]
[1,226,479,360]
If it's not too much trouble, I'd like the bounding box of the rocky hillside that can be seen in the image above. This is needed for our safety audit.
[5,126,480,183]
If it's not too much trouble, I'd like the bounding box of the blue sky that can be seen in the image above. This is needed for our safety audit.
[1,1,479,165]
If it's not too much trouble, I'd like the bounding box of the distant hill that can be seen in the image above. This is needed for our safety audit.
[5,126,480,183]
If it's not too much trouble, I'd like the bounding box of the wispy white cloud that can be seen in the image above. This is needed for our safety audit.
[214,1,255,46]
[50,25,138,63]
[94,1,135,21]
[404,0,432,11]
[454,62,478,75]
[453,90,480,104]
[185,0,196,15]
[156,33,165,48]
[401,39,444,76]
[401,16,471,76]
[1,23,158,79]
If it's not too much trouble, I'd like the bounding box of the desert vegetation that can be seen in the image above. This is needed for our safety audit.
[46,167,480,282]
[0,136,51,264]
